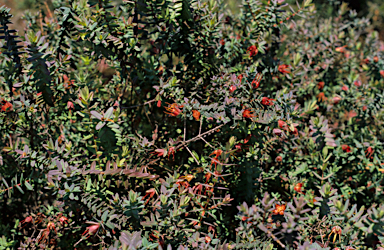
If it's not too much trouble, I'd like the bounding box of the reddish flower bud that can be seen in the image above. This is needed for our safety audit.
[374,56,379,63]
[275,156,283,162]
[229,85,237,93]
[354,80,362,87]
[341,85,349,91]
[157,100,161,107]
[380,70,384,78]
[67,101,74,110]
[333,96,342,104]
[220,39,225,46]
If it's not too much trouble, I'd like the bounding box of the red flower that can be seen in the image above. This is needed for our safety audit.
[192,110,201,121]
[341,85,349,91]
[229,85,237,93]
[243,109,255,118]
[247,45,258,57]
[153,149,165,157]
[220,39,225,46]
[272,204,286,215]
[275,156,283,162]
[317,81,325,90]
[354,80,362,87]
[366,146,374,158]
[244,134,252,144]
[251,73,262,89]
[164,103,182,117]
[278,64,290,74]
[168,146,176,160]
[20,216,33,227]
[157,100,162,107]
[59,216,69,225]
[362,58,370,64]
[237,74,243,82]
[363,106,367,111]
[294,183,303,193]
[374,56,379,63]
[341,144,351,153]
[261,97,275,106]
[380,70,384,78]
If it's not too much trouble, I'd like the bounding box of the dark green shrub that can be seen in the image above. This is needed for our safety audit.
[1,0,384,249]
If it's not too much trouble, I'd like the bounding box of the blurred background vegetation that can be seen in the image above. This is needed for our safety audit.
[3,0,384,40]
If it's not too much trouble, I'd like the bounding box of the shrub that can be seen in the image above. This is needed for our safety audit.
[1,0,384,249]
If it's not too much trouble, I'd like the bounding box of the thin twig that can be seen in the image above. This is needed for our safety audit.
[121,99,156,109]
[185,145,199,165]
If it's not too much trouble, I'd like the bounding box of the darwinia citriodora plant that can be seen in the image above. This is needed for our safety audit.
[1,0,384,249]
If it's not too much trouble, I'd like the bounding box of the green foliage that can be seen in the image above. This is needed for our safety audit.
[1,0,384,249]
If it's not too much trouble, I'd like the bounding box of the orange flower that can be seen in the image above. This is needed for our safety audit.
[0,100,12,112]
[380,70,384,78]
[278,64,290,74]
[247,45,258,56]
[261,97,275,106]
[317,81,325,90]
[341,144,351,153]
[273,204,286,215]
[242,109,255,118]
[192,110,200,121]
[374,56,379,63]
[164,103,182,117]
[294,183,303,193]
[205,236,211,243]
[317,92,327,102]
[210,149,223,158]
